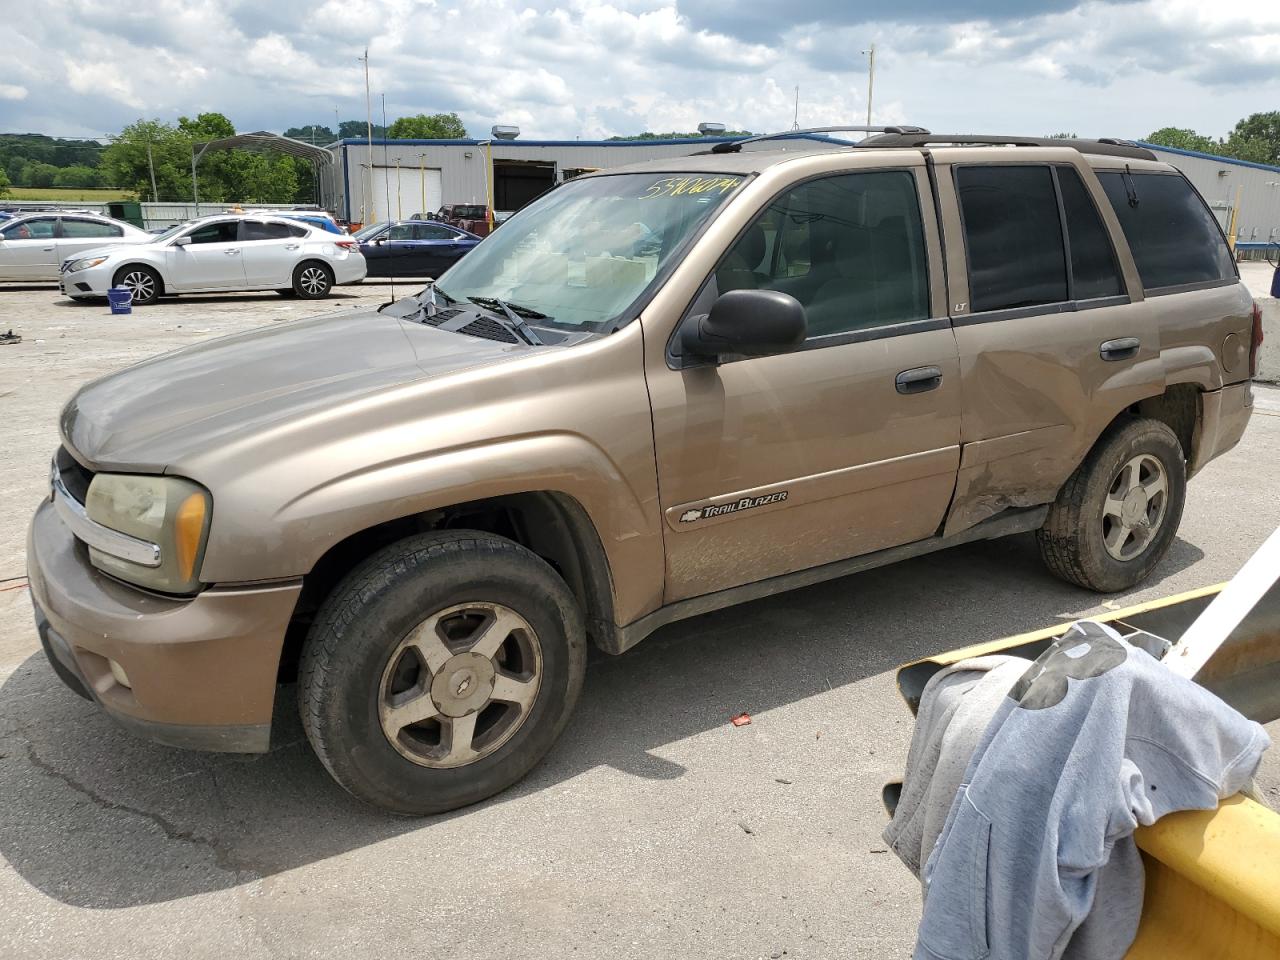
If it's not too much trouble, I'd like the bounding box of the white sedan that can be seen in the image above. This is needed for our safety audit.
[59,214,367,305]
[0,213,151,281]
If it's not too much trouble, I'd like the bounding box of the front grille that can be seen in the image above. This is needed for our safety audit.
[55,446,95,504]
[458,317,518,343]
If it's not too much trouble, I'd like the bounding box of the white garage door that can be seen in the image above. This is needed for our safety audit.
[368,166,443,221]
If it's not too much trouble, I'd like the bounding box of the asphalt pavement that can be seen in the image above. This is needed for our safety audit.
[1,279,1277,959]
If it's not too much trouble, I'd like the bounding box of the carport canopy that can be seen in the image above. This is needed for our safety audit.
[191,131,334,165]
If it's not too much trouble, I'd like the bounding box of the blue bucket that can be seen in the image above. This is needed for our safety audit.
[107,287,132,315]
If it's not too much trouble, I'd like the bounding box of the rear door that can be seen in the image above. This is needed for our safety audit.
[0,216,59,279]
[56,217,126,265]
[646,166,962,601]
[411,222,472,275]
[238,220,306,286]
[934,155,1158,535]
[169,219,246,290]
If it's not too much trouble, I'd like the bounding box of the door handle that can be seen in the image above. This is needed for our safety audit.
[284,244,300,250]
[1100,337,1140,361]
[895,366,944,395]
[42,246,55,251]
[224,248,240,256]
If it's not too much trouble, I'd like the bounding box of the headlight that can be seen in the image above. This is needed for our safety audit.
[85,474,212,594]
[66,256,109,273]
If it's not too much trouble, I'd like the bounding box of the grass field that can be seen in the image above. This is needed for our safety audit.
[2,187,134,202]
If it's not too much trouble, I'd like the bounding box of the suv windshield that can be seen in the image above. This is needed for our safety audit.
[435,172,745,330]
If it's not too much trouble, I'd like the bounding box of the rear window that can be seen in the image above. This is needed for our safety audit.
[61,219,124,238]
[955,165,1067,313]
[1097,172,1235,292]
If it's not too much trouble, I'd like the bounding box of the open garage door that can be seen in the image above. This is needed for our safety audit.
[494,160,556,213]
[369,165,443,222]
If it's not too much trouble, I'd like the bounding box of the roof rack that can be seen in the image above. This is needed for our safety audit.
[855,133,1158,161]
[709,125,931,154]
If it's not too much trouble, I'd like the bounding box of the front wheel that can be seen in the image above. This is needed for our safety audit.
[1037,418,1186,592]
[298,531,587,815]
[292,261,333,299]
[112,265,162,305]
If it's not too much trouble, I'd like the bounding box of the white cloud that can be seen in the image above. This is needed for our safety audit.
[1,0,1276,142]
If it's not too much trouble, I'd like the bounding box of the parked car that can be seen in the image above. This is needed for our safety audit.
[58,214,366,304]
[28,132,1260,815]
[0,213,150,281]
[279,212,346,235]
[354,219,481,277]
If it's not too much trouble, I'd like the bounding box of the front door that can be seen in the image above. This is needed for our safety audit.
[0,216,60,280]
[169,219,246,290]
[646,169,963,602]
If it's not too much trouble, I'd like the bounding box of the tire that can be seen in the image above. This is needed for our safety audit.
[112,265,162,305]
[1037,417,1186,592]
[292,261,333,299]
[298,530,587,815]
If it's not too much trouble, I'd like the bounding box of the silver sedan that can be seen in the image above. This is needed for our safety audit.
[0,213,151,281]
[59,214,368,304]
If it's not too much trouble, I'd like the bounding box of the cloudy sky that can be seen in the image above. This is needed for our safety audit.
[1,0,1276,142]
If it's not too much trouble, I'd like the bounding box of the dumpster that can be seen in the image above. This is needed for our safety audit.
[106,200,144,230]
[886,550,1280,958]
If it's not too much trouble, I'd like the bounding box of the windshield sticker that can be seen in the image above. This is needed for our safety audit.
[680,491,788,523]
[641,176,742,200]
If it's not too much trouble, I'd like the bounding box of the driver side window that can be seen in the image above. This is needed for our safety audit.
[3,217,56,240]
[387,224,414,240]
[186,221,240,244]
[714,171,930,340]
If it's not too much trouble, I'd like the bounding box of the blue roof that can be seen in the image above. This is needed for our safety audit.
[1135,142,1280,175]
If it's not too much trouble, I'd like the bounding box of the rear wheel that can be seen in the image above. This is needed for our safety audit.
[275,288,297,298]
[298,531,587,815]
[1037,418,1186,592]
[292,261,333,299]
[112,265,162,305]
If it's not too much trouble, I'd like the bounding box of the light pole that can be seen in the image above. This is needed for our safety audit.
[862,43,876,126]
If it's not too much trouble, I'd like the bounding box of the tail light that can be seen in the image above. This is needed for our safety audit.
[1250,301,1264,379]
[334,239,357,251]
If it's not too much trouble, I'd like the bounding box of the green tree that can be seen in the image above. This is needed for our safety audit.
[386,112,468,139]
[1144,127,1221,153]
[284,124,337,144]
[27,162,60,188]
[1222,112,1280,167]
[100,119,189,200]
[0,167,9,199]
[338,119,386,140]
[606,130,753,141]
[53,165,101,188]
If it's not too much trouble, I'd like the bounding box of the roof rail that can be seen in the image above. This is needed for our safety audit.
[710,125,931,154]
[856,133,1158,161]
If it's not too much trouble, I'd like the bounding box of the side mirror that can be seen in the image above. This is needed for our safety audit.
[173,236,191,247]
[681,288,807,361]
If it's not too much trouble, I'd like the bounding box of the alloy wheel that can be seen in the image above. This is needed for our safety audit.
[299,266,329,295]
[1101,453,1169,561]
[120,270,156,302]
[378,602,543,768]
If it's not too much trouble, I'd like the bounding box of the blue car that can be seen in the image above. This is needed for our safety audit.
[278,212,345,235]
[354,220,481,278]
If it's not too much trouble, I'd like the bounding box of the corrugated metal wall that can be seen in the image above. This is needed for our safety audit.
[1143,145,1280,247]
[333,139,743,225]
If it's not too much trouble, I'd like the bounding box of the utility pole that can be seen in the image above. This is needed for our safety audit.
[862,43,876,126]
[145,139,159,202]
[792,86,800,130]
[361,47,374,223]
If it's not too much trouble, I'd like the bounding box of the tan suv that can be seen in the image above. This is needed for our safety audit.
[28,130,1262,814]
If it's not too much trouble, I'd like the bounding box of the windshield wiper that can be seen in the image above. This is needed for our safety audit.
[467,296,544,346]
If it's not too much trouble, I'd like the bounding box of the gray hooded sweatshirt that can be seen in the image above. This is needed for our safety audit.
[914,621,1269,960]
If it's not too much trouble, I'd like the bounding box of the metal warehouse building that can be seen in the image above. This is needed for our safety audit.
[327,134,1280,248]
[329,136,746,226]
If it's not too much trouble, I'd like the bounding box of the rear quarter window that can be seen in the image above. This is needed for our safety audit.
[1097,171,1236,292]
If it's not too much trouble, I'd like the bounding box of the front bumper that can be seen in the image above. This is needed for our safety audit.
[58,263,115,298]
[26,498,301,753]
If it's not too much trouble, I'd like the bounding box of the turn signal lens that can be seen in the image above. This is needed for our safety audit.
[174,491,208,583]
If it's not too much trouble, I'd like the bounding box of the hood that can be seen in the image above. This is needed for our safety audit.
[62,306,529,472]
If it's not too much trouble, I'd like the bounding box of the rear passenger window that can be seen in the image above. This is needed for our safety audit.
[714,171,930,339]
[239,221,294,241]
[1056,168,1123,300]
[1097,172,1235,292]
[956,165,1067,313]
[60,219,123,238]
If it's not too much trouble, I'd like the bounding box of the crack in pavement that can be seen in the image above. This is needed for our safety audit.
[21,740,261,879]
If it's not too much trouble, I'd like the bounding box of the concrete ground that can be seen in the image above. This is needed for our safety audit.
[1,279,1277,960]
